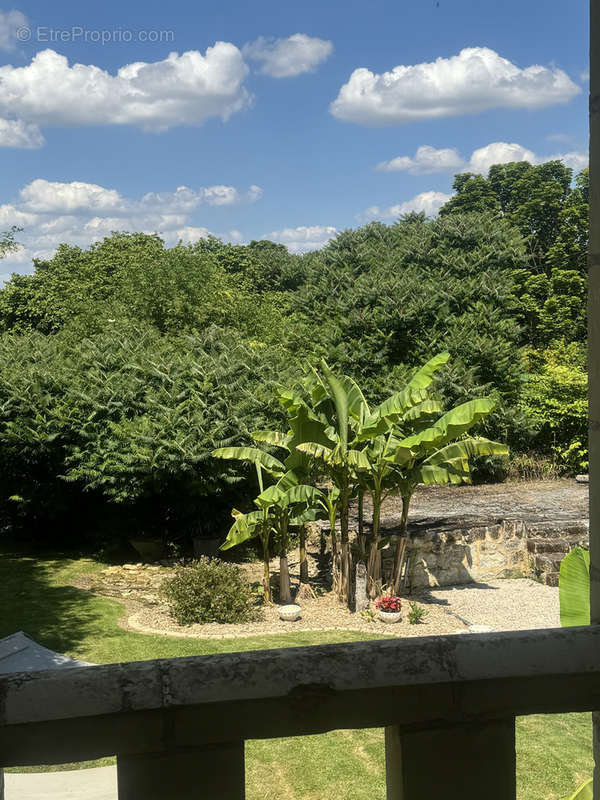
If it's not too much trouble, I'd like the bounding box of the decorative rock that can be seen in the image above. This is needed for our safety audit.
[576,474,589,484]
[278,604,301,621]
[377,610,402,624]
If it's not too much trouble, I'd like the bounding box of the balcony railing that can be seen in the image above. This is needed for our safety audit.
[2,626,600,799]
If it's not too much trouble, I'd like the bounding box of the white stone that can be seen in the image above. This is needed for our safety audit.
[378,610,402,624]
[278,604,301,621]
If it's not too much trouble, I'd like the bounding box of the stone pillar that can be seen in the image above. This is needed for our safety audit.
[117,742,245,799]
[384,719,516,800]
[590,2,600,797]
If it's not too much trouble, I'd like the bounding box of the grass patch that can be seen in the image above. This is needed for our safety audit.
[0,550,594,798]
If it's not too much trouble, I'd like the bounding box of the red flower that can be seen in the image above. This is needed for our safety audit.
[375,595,402,613]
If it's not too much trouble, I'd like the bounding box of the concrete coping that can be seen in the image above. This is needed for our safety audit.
[2,626,600,728]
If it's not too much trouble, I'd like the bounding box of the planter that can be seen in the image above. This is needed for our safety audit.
[278,604,301,621]
[129,538,166,563]
[378,610,402,624]
[192,536,222,559]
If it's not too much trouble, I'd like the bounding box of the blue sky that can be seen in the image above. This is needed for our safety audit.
[0,0,590,275]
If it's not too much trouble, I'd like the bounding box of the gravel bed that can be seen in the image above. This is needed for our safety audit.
[126,578,560,641]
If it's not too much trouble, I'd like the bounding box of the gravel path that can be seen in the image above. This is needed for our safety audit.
[126,578,560,640]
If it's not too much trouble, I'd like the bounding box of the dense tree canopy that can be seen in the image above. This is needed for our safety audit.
[0,160,590,545]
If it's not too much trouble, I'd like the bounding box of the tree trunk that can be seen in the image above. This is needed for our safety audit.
[367,495,382,599]
[391,496,411,595]
[357,489,366,559]
[262,539,272,604]
[339,496,351,605]
[299,523,309,584]
[279,555,292,604]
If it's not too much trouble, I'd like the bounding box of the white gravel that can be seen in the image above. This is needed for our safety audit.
[126,578,561,640]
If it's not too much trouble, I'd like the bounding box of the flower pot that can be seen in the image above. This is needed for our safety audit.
[192,536,222,559]
[378,610,402,624]
[278,604,301,621]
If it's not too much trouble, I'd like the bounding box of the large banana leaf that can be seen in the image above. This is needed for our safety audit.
[560,778,593,800]
[211,446,285,475]
[423,438,508,465]
[285,484,324,505]
[416,459,471,485]
[289,405,336,449]
[220,509,264,550]
[407,351,451,389]
[402,399,444,424]
[297,441,334,460]
[559,547,590,627]
[339,374,370,424]
[254,484,286,509]
[319,360,349,452]
[251,430,292,449]
[397,398,497,452]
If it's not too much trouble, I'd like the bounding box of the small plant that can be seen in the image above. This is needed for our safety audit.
[360,608,377,623]
[160,557,263,625]
[407,601,429,625]
[375,595,402,613]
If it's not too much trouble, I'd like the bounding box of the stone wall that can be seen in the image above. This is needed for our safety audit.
[380,518,589,590]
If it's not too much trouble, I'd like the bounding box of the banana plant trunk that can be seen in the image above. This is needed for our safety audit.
[367,493,383,599]
[299,523,309,584]
[279,555,292,603]
[391,495,411,595]
[261,534,272,604]
[339,489,352,606]
[279,519,292,604]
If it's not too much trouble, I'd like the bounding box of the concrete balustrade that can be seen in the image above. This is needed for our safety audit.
[2,627,600,799]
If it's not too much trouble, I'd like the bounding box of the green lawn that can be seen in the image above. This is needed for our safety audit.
[0,551,593,799]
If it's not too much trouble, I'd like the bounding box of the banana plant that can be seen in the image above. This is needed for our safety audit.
[382,400,509,593]
[220,476,323,603]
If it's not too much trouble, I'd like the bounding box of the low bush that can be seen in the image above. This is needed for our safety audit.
[160,557,262,625]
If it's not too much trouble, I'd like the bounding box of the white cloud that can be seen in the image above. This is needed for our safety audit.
[0,118,44,148]
[581,69,590,82]
[265,225,338,252]
[376,145,465,174]
[0,45,251,135]
[467,141,588,174]
[0,178,264,273]
[20,179,123,213]
[376,141,588,177]
[360,191,452,221]
[468,142,536,174]
[331,47,580,125]
[243,33,333,78]
[0,9,27,51]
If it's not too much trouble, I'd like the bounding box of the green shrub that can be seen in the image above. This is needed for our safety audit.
[160,557,262,625]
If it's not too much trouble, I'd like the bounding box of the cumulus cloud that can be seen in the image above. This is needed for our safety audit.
[331,47,580,125]
[359,191,452,222]
[243,33,333,77]
[376,145,465,174]
[0,45,251,136]
[0,178,264,274]
[468,141,588,174]
[0,118,43,148]
[376,141,588,177]
[0,9,27,51]
[264,225,338,252]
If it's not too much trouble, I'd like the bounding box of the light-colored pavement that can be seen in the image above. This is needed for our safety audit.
[5,766,116,799]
